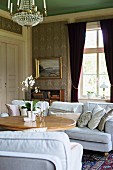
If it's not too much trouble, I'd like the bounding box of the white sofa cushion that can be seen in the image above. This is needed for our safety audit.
[5,104,20,116]
[65,127,111,144]
[49,107,73,114]
[50,101,83,113]
[83,102,113,113]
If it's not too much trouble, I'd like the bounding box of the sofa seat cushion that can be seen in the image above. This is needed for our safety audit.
[65,127,111,144]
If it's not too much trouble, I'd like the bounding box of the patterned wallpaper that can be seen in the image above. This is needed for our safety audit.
[0,16,22,34]
[32,21,71,101]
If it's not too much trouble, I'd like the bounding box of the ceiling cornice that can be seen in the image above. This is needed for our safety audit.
[43,8,113,23]
[1,7,113,24]
[0,9,10,19]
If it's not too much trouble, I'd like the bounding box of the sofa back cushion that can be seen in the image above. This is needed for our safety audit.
[83,102,113,113]
[50,101,83,113]
[0,131,70,170]
[5,104,20,116]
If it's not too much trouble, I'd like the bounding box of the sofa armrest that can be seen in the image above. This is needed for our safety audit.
[70,142,83,170]
[105,118,113,135]
[0,151,62,170]
[0,113,9,117]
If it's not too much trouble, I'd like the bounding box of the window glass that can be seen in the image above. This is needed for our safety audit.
[79,24,110,99]
[98,30,104,47]
[84,30,97,48]
[83,54,97,74]
[83,75,97,95]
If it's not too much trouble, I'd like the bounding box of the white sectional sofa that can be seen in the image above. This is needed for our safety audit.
[2,100,113,153]
[49,101,113,153]
[0,131,83,170]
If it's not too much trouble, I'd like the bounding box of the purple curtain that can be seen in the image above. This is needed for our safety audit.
[68,22,86,102]
[100,19,113,102]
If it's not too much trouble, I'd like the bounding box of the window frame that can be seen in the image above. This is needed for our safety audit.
[79,22,109,99]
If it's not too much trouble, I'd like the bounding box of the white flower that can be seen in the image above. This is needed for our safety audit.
[22,87,25,91]
[20,75,35,91]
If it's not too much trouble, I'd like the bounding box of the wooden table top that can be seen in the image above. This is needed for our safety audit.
[0,116,76,131]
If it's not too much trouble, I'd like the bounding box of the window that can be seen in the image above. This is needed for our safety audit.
[79,22,110,98]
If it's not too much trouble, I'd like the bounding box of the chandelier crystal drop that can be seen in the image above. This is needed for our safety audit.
[8,0,47,27]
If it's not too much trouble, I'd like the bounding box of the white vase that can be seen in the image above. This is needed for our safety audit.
[27,111,36,121]
[87,93,93,99]
[27,111,32,119]
[31,111,36,121]
[20,108,27,116]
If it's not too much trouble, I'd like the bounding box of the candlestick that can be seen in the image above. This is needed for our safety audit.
[8,0,10,10]
[31,112,36,121]
[32,0,35,6]
[10,3,13,13]
[43,101,46,111]
[43,0,46,9]
[35,6,37,11]
[41,103,43,112]
[31,101,33,111]
[17,0,20,6]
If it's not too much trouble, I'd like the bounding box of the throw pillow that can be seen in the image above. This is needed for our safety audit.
[98,108,113,131]
[88,105,106,130]
[5,104,20,116]
[77,111,92,128]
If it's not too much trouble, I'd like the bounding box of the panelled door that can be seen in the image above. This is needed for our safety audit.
[0,42,18,113]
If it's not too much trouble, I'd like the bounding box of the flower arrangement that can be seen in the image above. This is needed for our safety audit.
[21,75,35,92]
[20,75,36,101]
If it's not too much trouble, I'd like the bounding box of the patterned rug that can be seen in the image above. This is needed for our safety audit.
[82,150,113,170]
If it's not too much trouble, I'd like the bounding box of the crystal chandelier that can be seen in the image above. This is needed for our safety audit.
[8,0,47,27]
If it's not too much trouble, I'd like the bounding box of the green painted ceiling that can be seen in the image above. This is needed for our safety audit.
[0,0,113,16]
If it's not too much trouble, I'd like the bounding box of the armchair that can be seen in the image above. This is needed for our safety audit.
[0,131,83,170]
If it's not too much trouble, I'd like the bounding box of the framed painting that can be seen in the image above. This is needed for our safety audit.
[35,57,62,79]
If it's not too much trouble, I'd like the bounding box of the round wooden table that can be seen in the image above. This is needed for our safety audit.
[0,116,76,131]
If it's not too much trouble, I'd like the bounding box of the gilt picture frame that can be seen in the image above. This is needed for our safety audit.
[35,57,62,79]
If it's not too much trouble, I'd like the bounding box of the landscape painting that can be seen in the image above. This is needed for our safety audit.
[35,57,62,79]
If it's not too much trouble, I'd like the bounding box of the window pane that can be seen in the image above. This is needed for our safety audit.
[83,75,97,95]
[99,75,110,97]
[98,30,104,47]
[83,54,97,74]
[99,53,107,74]
[84,30,97,48]
[99,53,110,97]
